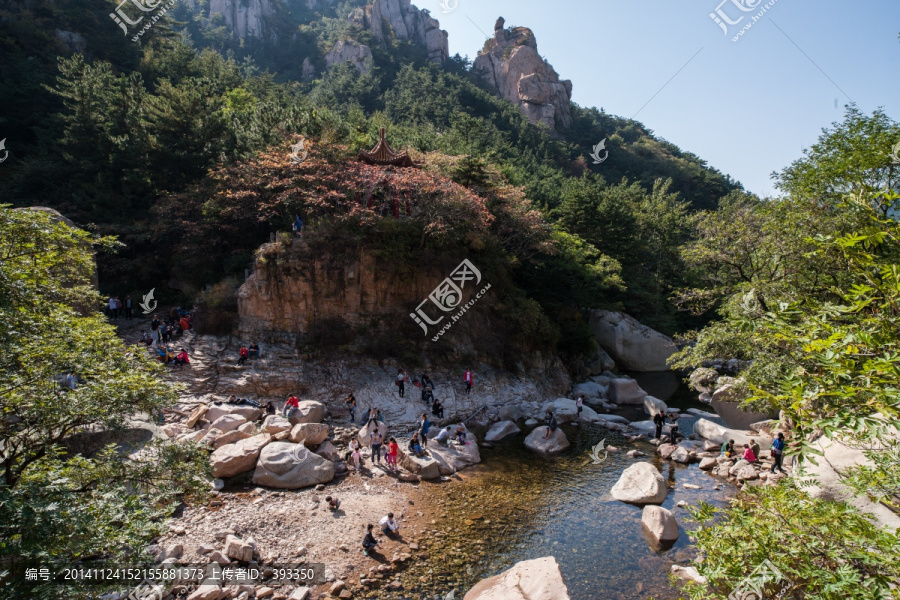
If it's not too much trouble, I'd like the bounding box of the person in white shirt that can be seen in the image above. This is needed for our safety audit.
[380,513,400,537]
[434,426,452,446]
[576,395,584,422]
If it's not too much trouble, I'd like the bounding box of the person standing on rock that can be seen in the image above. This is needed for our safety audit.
[346,394,357,423]
[541,411,557,440]
[669,413,681,442]
[770,433,786,473]
[464,368,474,395]
[653,410,666,440]
[370,428,384,466]
[575,395,584,422]
[396,370,406,398]
[362,524,380,556]
[282,395,299,417]
[419,414,432,446]
[386,437,399,473]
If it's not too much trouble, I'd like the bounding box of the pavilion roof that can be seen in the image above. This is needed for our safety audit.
[358,128,417,168]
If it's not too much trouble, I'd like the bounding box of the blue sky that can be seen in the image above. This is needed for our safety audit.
[427,0,900,198]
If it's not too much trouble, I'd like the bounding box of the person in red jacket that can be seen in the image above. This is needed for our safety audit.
[174,348,190,368]
[464,368,474,395]
[238,345,249,366]
[283,395,299,417]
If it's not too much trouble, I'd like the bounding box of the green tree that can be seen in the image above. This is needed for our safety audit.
[0,206,207,598]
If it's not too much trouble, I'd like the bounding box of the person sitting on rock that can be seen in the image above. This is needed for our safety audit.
[380,513,400,537]
[721,439,735,457]
[431,399,444,419]
[264,401,276,416]
[541,412,557,440]
[326,496,341,511]
[156,345,169,364]
[248,342,260,359]
[173,348,190,368]
[454,422,469,445]
[422,386,434,406]
[421,371,434,390]
[409,433,426,458]
[360,407,371,426]
[238,345,249,366]
[283,395,299,417]
[434,426,452,447]
[742,444,757,463]
[362,524,380,556]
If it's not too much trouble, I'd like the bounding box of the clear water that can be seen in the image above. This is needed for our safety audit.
[384,372,735,600]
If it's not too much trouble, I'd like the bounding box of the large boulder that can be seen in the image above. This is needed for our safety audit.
[524,427,570,455]
[610,462,667,505]
[589,310,678,372]
[464,556,570,600]
[251,442,335,489]
[607,379,647,405]
[212,429,252,449]
[324,40,373,75]
[206,404,261,423]
[802,432,900,529]
[426,433,481,475]
[629,420,672,437]
[485,420,522,442]
[641,506,679,545]
[710,382,777,430]
[693,418,770,448]
[314,440,341,462]
[289,423,329,447]
[398,445,441,480]
[210,433,272,478]
[287,401,326,425]
[670,447,691,464]
[572,381,605,399]
[357,421,388,447]
[541,398,579,423]
[209,414,248,433]
[643,396,668,416]
[261,415,292,435]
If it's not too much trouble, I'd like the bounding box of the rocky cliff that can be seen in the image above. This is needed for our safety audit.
[349,0,449,63]
[473,17,573,133]
[208,0,275,39]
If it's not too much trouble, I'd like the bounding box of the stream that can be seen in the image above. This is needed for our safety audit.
[385,371,735,600]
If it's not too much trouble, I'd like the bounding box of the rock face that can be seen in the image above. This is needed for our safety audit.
[464,556,570,600]
[589,311,678,372]
[643,396,668,416]
[208,0,274,39]
[251,442,335,489]
[473,21,572,134]
[641,506,679,545]
[524,427,570,455]
[210,433,272,478]
[485,420,522,442]
[324,40,373,74]
[610,462,667,505]
[350,0,449,63]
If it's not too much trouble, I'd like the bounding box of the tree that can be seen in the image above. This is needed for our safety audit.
[0,206,207,599]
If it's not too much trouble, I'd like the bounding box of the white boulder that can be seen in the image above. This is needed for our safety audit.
[607,379,648,405]
[287,400,327,425]
[643,396,668,416]
[524,427,570,455]
[210,433,272,478]
[463,556,570,600]
[589,310,678,372]
[641,505,679,544]
[262,415,292,435]
[485,420,522,442]
[610,462,667,505]
[251,442,335,489]
[288,423,329,447]
[206,404,261,423]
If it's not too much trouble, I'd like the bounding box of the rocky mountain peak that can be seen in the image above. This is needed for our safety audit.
[349,0,449,64]
[474,19,573,134]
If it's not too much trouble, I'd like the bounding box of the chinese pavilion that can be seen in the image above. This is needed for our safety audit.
[357,128,417,168]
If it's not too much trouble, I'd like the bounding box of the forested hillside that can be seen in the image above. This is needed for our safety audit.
[0,0,740,348]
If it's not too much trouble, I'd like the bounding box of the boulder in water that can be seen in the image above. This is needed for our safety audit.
[426,433,481,475]
[610,462,667,505]
[643,396,668,416]
[464,556,570,600]
[485,420,521,442]
[607,379,647,405]
[589,310,678,371]
[524,427,570,455]
[251,442,335,489]
[642,505,679,545]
